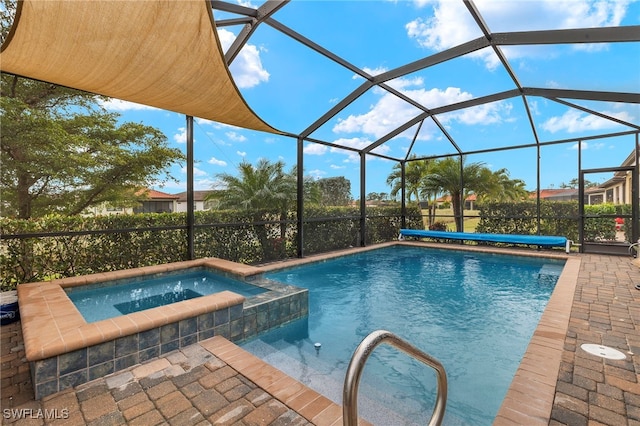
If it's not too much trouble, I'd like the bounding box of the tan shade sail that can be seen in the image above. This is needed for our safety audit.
[1,0,280,134]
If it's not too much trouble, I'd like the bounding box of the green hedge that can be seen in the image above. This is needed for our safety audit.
[477,201,633,243]
[0,205,421,290]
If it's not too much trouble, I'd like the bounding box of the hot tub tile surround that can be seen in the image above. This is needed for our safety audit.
[18,258,308,399]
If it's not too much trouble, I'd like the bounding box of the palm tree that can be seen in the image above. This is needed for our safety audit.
[387,156,430,204]
[387,156,439,225]
[421,157,486,232]
[479,168,528,202]
[206,159,296,258]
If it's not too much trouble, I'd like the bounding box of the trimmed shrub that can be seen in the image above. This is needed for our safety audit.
[0,205,422,290]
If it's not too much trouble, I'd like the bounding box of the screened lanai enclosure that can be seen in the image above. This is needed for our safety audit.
[1,0,639,283]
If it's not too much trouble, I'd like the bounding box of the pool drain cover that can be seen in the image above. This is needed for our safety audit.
[581,344,626,360]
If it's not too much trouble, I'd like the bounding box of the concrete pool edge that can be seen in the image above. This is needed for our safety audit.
[17,257,309,399]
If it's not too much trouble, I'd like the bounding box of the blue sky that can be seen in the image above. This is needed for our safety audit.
[101,0,640,198]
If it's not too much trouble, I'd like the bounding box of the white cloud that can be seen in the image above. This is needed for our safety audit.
[98,98,158,111]
[406,0,631,69]
[333,85,507,140]
[330,164,346,170]
[303,144,328,155]
[308,169,327,179]
[226,131,247,142]
[237,151,247,157]
[328,137,391,162]
[446,101,513,126]
[180,166,208,177]
[174,128,187,144]
[569,141,607,150]
[543,109,633,133]
[208,157,227,167]
[217,29,269,88]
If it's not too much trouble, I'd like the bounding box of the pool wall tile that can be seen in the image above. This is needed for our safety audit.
[26,262,310,400]
[58,348,87,376]
[214,308,229,326]
[139,346,160,363]
[88,341,114,365]
[89,361,114,380]
[59,370,87,391]
[179,317,198,337]
[230,319,243,340]
[36,379,59,399]
[33,358,57,383]
[198,329,215,341]
[230,304,243,321]
[115,353,139,370]
[115,335,138,358]
[139,328,160,349]
[160,340,179,355]
[160,323,179,343]
[213,324,230,339]
[180,334,198,348]
[197,312,214,331]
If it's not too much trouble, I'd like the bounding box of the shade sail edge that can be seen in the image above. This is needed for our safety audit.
[0,0,281,135]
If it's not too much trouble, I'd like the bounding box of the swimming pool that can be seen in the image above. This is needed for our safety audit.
[241,245,565,425]
[66,268,268,323]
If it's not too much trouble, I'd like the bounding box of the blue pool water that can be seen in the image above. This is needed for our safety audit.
[66,268,267,323]
[241,246,564,425]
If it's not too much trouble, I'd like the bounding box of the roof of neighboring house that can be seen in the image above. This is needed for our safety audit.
[529,189,578,199]
[136,189,179,200]
[174,190,216,202]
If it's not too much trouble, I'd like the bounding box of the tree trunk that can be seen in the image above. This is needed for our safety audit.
[452,193,462,232]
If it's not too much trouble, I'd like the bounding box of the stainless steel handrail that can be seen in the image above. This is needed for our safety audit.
[342,330,447,426]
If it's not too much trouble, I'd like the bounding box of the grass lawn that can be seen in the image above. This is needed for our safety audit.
[422,208,481,233]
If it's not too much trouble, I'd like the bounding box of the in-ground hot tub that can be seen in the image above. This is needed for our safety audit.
[17,257,308,399]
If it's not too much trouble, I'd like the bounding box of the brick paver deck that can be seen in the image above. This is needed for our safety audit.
[1,252,639,425]
[550,254,640,426]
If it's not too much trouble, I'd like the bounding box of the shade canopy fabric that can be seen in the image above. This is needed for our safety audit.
[0,0,280,134]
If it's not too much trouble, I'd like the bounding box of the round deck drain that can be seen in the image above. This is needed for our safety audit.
[581,344,626,360]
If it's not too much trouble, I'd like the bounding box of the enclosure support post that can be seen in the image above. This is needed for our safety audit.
[401,160,406,229]
[536,144,541,234]
[578,140,584,252]
[360,152,366,246]
[297,137,304,258]
[459,155,464,233]
[633,133,639,245]
[186,115,195,260]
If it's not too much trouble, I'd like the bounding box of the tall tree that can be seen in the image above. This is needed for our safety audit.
[421,157,486,232]
[387,156,431,204]
[316,176,351,206]
[0,74,185,218]
[476,168,528,202]
[206,159,298,258]
[387,156,440,225]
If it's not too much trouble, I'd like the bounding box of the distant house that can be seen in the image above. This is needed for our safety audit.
[598,149,636,205]
[433,194,477,210]
[133,189,179,213]
[532,189,579,202]
[84,188,179,216]
[174,190,217,212]
[531,187,617,205]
